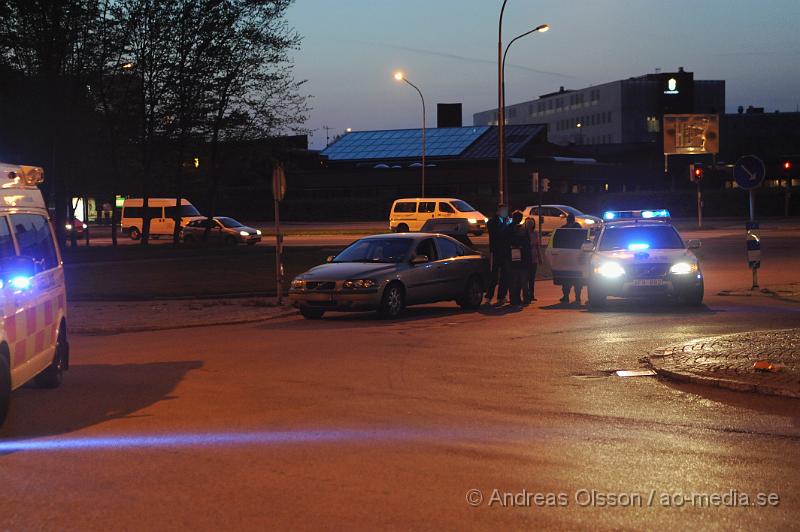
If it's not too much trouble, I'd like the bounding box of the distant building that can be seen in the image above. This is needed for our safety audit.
[474,68,724,146]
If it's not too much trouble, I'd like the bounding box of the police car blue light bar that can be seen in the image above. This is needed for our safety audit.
[603,209,670,221]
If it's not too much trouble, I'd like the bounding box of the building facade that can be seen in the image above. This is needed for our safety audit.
[474,68,724,146]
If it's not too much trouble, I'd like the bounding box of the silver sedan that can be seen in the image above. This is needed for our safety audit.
[182,217,262,246]
[289,233,488,319]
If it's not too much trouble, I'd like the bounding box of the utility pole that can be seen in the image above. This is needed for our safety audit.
[323,126,332,147]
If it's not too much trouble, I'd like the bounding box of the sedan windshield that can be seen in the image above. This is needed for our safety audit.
[217,217,244,228]
[334,238,412,263]
[451,200,477,212]
[559,206,584,217]
[599,226,684,251]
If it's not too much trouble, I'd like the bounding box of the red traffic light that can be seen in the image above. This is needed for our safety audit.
[784,161,792,171]
[694,168,703,177]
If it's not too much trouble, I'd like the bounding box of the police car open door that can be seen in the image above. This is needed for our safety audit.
[545,227,590,286]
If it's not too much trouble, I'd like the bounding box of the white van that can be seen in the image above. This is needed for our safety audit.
[390,198,488,235]
[121,198,203,240]
[0,162,69,426]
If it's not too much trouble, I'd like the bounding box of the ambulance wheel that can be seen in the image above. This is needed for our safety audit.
[396,223,409,233]
[0,350,10,426]
[458,275,484,309]
[587,284,607,309]
[129,227,141,240]
[35,325,67,389]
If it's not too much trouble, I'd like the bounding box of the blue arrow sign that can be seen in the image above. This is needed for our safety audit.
[733,155,765,190]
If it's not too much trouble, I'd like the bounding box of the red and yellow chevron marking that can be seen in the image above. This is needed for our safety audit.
[5,294,64,369]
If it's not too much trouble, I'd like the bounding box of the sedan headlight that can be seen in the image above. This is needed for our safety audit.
[583,219,595,225]
[291,279,304,289]
[239,230,249,236]
[467,218,477,224]
[256,229,262,235]
[669,262,697,275]
[343,279,378,289]
[65,223,73,231]
[596,261,625,279]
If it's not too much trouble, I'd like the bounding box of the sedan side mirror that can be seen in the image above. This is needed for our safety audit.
[687,239,701,250]
[580,242,594,252]
[410,254,429,265]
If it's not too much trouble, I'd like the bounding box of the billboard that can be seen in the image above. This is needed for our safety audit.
[663,114,719,155]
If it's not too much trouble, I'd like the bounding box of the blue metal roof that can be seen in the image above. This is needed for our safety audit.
[321,126,489,161]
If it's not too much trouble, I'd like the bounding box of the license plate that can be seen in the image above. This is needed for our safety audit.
[633,278,664,287]
[306,293,334,302]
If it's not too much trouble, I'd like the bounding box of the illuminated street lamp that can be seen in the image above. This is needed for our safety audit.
[497,3,549,208]
[394,71,427,197]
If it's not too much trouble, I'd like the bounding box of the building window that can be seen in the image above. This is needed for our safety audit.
[646,116,660,133]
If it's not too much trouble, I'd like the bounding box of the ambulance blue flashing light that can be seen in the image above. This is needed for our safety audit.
[11,275,32,290]
[603,211,616,220]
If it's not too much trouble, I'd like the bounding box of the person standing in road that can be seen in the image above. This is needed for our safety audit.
[506,210,532,305]
[485,208,509,305]
[560,213,584,305]
[524,215,543,301]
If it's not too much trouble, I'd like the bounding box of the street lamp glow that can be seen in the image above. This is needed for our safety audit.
[535,24,549,32]
[393,72,404,81]
[345,127,352,133]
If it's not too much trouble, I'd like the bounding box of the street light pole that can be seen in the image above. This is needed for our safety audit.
[394,72,427,197]
[498,14,550,211]
[497,0,509,209]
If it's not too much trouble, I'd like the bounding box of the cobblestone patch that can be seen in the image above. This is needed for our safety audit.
[646,329,800,398]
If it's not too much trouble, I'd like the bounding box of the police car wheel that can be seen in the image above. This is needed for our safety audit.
[682,284,704,307]
[587,284,607,309]
[0,353,10,426]
[300,307,325,320]
[129,227,141,240]
[35,325,67,389]
[458,275,483,309]
[379,283,405,318]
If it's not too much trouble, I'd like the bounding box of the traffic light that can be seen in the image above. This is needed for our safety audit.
[689,163,704,183]
[783,160,792,172]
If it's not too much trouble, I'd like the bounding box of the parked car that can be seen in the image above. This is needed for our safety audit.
[390,198,488,235]
[181,216,262,246]
[521,204,602,235]
[289,233,488,319]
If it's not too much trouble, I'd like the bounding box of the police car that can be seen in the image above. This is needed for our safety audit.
[582,210,704,308]
[0,162,69,426]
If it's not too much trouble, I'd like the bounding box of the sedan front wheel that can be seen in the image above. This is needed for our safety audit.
[379,283,405,318]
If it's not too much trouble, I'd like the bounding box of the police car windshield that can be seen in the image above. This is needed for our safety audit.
[333,238,412,263]
[451,200,476,212]
[599,226,684,251]
[217,217,244,228]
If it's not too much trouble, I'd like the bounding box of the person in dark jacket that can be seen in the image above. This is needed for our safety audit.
[524,215,543,301]
[506,210,532,305]
[560,213,584,305]
[485,209,509,304]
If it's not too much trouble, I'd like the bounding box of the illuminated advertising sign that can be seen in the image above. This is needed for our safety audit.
[663,114,719,155]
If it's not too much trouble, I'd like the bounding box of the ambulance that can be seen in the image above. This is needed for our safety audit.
[0,162,68,426]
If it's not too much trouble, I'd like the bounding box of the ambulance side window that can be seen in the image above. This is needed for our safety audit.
[0,217,15,259]
[10,214,58,272]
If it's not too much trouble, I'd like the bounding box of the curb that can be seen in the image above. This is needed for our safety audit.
[645,329,800,399]
[70,307,298,336]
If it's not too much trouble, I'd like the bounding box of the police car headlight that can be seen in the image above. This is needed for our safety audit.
[343,279,378,289]
[597,261,625,279]
[256,229,262,235]
[670,262,697,275]
[291,279,304,289]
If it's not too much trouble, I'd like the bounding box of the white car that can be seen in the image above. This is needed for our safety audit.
[521,204,602,234]
[581,217,704,308]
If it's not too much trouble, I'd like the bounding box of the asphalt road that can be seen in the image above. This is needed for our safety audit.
[2,233,799,530]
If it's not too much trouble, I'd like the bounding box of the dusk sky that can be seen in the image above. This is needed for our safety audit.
[287,0,800,149]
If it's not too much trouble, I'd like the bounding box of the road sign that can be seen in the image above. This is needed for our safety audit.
[733,155,765,190]
[272,164,286,201]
